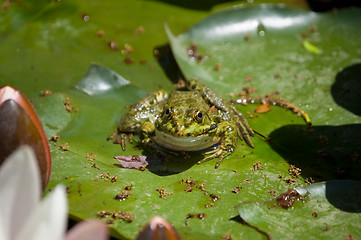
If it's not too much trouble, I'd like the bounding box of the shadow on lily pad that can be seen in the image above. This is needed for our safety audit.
[269,124,361,181]
[325,180,361,213]
[331,63,361,116]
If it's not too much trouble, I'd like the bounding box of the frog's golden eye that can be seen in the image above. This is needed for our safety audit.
[193,110,203,123]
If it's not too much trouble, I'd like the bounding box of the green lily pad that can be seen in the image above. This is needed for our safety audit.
[2,2,359,240]
[235,180,361,239]
[166,4,361,126]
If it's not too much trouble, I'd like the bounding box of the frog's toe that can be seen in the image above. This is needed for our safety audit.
[235,122,254,148]
[117,132,134,151]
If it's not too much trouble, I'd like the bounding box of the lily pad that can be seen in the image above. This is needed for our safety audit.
[235,180,361,239]
[3,3,359,240]
[166,4,361,126]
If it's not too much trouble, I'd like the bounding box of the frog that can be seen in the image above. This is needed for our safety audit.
[112,79,254,168]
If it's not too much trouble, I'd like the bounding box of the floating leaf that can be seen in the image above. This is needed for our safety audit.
[235,181,361,239]
[1,2,360,239]
[75,64,130,96]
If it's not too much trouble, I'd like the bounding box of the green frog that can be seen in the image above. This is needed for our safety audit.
[112,79,254,168]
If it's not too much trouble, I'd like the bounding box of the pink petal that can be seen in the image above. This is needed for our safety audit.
[65,220,109,240]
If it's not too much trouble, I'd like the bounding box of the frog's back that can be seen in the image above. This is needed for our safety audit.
[167,91,207,110]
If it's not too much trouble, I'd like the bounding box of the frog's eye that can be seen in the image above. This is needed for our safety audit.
[193,110,203,123]
[164,108,171,118]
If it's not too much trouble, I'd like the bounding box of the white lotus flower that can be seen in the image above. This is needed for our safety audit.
[0,146,108,240]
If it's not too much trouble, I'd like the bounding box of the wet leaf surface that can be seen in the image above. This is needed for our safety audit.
[1,1,361,239]
[236,181,361,239]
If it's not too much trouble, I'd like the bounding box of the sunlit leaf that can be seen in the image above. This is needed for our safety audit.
[1,2,360,239]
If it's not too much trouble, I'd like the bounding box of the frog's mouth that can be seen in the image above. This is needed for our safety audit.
[153,130,220,152]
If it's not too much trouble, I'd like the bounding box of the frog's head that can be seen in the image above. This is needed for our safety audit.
[153,93,220,151]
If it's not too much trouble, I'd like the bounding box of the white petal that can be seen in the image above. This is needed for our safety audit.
[65,220,109,240]
[0,146,41,240]
[16,185,68,240]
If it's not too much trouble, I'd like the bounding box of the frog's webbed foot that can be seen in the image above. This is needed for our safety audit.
[197,146,233,169]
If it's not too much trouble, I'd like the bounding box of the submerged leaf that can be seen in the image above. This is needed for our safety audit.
[75,64,130,95]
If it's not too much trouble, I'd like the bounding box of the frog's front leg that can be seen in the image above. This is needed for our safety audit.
[197,121,238,168]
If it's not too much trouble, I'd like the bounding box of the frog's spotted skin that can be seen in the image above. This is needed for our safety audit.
[112,79,254,168]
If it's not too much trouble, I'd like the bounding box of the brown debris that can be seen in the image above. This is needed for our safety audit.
[276,188,306,209]
[96,29,104,37]
[114,210,133,223]
[134,26,145,35]
[114,191,131,201]
[49,135,59,142]
[97,210,133,223]
[110,174,118,183]
[108,40,119,50]
[345,234,354,240]
[124,56,134,64]
[312,210,318,217]
[288,164,302,178]
[214,63,221,71]
[205,203,215,208]
[156,187,173,199]
[97,210,113,218]
[210,193,220,202]
[184,180,196,192]
[235,93,311,126]
[252,161,264,170]
[98,171,117,182]
[63,97,78,113]
[187,42,207,63]
[232,186,242,194]
[268,190,276,196]
[243,178,250,183]
[121,43,133,55]
[245,75,253,83]
[197,182,208,195]
[180,177,196,192]
[114,155,149,169]
[40,89,53,96]
[60,142,69,151]
[284,177,297,185]
[124,185,132,191]
[323,226,330,232]
[222,232,233,240]
[305,177,316,185]
[186,213,206,220]
[86,152,96,161]
[91,162,101,170]
[254,103,271,113]
[105,218,114,224]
